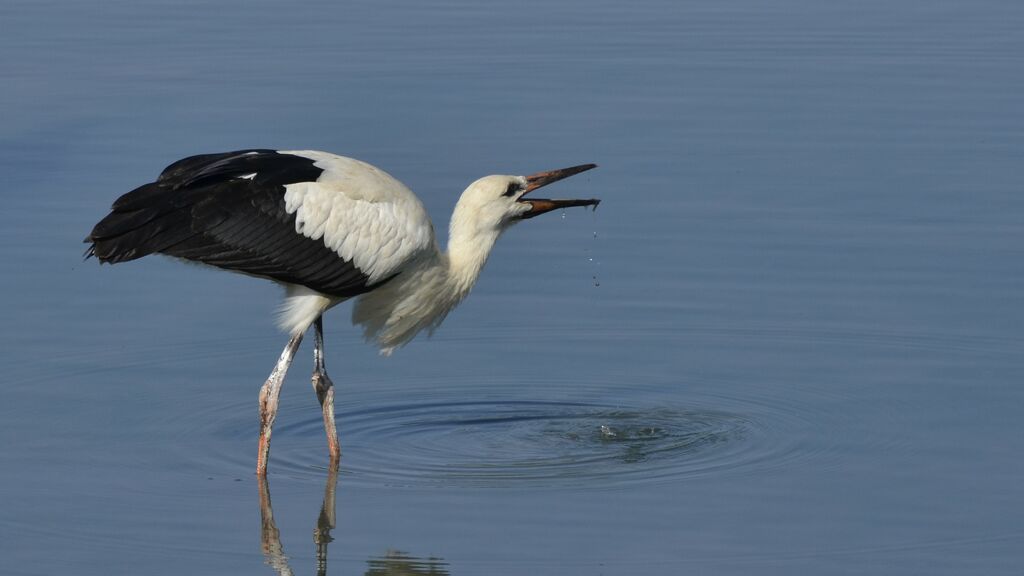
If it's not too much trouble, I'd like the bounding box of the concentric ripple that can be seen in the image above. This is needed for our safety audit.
[271,397,774,488]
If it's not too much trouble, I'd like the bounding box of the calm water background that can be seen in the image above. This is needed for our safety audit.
[3,0,1023,574]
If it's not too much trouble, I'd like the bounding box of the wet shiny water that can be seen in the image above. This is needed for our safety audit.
[3,0,1024,574]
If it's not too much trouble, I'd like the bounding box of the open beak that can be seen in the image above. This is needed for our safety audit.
[519,163,600,219]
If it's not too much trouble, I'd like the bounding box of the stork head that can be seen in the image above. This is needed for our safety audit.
[452,164,600,236]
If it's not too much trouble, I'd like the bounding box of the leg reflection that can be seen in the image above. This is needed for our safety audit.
[314,461,339,576]
[258,460,339,576]
[258,464,447,575]
[258,473,294,576]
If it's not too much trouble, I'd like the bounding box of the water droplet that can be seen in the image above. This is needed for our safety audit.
[587,211,601,287]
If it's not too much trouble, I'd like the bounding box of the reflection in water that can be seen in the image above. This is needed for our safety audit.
[258,463,447,575]
[258,463,338,576]
[365,550,449,576]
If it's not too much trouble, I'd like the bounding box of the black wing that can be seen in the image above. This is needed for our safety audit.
[86,149,381,298]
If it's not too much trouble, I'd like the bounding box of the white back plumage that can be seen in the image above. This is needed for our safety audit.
[279,150,436,283]
[274,151,439,339]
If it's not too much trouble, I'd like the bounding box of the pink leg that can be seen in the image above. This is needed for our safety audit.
[312,316,341,462]
[257,333,303,476]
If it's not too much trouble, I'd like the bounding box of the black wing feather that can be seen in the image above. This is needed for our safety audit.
[156,149,275,185]
[86,150,382,298]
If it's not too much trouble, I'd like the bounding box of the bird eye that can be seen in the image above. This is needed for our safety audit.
[503,182,520,197]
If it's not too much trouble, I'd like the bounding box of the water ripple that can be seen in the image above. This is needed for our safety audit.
[339,400,753,487]
[254,372,846,489]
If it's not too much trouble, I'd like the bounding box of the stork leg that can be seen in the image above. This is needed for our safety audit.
[312,316,341,462]
[257,332,304,476]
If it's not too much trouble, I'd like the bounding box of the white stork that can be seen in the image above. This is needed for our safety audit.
[86,149,599,475]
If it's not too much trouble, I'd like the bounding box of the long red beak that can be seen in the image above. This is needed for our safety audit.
[519,163,600,219]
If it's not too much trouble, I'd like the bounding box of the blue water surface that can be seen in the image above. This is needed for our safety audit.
[2,1,1023,574]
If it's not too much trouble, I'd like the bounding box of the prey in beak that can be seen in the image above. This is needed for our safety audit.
[518,163,600,219]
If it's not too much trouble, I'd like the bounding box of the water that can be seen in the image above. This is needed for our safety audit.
[3,0,1023,574]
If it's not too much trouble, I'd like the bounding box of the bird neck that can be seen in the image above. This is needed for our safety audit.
[444,220,502,298]
[349,211,503,356]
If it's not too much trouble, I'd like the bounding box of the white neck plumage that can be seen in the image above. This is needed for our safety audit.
[350,204,505,355]
[445,223,501,296]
